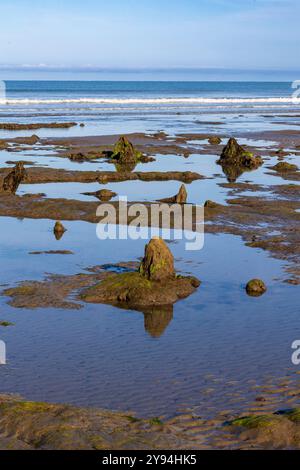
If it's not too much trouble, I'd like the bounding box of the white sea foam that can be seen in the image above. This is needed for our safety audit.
[0,97,300,105]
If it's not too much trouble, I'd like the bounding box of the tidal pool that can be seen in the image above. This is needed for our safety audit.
[0,217,298,418]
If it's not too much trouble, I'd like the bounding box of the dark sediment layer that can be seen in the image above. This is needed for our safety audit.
[0,166,203,184]
[0,122,77,130]
[42,132,199,157]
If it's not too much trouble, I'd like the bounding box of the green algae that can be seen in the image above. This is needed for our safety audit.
[0,320,14,327]
[0,400,55,414]
[111,136,143,164]
[228,414,281,429]
[273,162,298,172]
[80,272,152,303]
[149,417,163,426]
[3,285,35,296]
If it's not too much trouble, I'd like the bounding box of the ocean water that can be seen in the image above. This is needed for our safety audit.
[1,80,300,111]
[1,80,300,140]
[0,81,299,419]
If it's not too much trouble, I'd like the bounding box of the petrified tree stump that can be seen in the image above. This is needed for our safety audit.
[111,136,142,164]
[139,237,175,282]
[1,162,26,194]
[158,184,187,204]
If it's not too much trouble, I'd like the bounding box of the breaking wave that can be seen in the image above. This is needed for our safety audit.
[0,97,300,105]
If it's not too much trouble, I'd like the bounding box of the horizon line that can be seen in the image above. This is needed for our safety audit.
[0,65,300,73]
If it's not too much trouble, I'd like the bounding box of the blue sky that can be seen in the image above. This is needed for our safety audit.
[0,0,299,72]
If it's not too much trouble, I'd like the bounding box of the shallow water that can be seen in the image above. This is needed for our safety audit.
[0,217,298,418]
[14,149,299,205]
[0,89,299,419]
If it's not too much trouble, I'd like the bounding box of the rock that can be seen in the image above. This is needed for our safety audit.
[80,239,200,311]
[204,200,218,209]
[53,221,67,240]
[272,162,298,172]
[175,184,187,203]
[219,137,247,163]
[217,138,263,182]
[79,123,85,127]
[158,184,187,204]
[0,321,14,327]
[81,270,200,312]
[0,140,8,150]
[22,135,40,145]
[246,279,267,296]
[68,151,103,162]
[139,238,175,282]
[82,189,117,201]
[226,409,300,448]
[1,162,26,194]
[111,136,142,164]
[218,137,262,168]
[68,152,87,162]
[208,136,222,145]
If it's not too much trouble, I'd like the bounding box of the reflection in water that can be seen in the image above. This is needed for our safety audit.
[220,163,250,182]
[114,161,137,173]
[143,305,173,338]
[53,229,66,241]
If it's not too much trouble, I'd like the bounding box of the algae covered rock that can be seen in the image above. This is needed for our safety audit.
[175,184,188,203]
[2,238,200,316]
[226,410,300,449]
[246,278,267,296]
[0,320,14,327]
[217,138,263,182]
[228,414,282,429]
[208,136,222,145]
[23,134,40,145]
[139,237,175,282]
[1,162,26,194]
[0,140,8,150]
[111,136,142,164]
[219,137,248,163]
[82,188,117,201]
[204,200,219,209]
[272,162,298,172]
[80,238,200,311]
[53,221,67,240]
[218,138,262,168]
[68,152,88,162]
[158,184,187,204]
